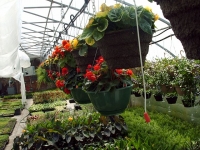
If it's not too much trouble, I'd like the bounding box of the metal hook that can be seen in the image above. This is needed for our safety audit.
[70,14,75,26]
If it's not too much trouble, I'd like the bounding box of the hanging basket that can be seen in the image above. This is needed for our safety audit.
[70,88,91,104]
[86,85,132,116]
[154,0,200,59]
[154,94,163,101]
[71,47,100,73]
[182,99,195,107]
[96,28,152,69]
[166,96,178,104]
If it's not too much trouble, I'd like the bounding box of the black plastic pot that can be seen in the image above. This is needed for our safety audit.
[134,92,141,97]
[14,108,21,115]
[166,96,178,104]
[142,92,152,99]
[154,94,163,101]
[182,100,195,107]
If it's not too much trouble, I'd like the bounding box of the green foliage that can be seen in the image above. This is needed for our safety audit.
[36,66,52,88]
[0,118,16,135]
[32,90,69,104]
[122,107,200,149]
[13,112,128,149]
[80,4,156,46]
[28,101,66,113]
[0,99,23,116]
[0,135,9,149]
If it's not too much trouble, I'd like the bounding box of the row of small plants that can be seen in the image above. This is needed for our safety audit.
[0,99,23,116]
[132,57,200,106]
[0,118,16,135]
[3,92,33,99]
[13,111,128,149]
[0,135,9,150]
[13,106,200,150]
[32,89,70,104]
[28,101,67,113]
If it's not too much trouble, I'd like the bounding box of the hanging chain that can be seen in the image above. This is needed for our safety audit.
[61,0,65,39]
[92,0,96,15]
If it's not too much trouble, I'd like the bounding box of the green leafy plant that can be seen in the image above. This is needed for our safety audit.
[80,3,159,46]
[13,112,128,150]
[32,90,69,104]
[28,101,66,113]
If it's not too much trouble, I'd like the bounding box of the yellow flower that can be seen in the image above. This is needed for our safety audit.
[68,116,73,121]
[95,11,109,18]
[154,14,159,21]
[70,38,79,49]
[100,3,112,12]
[22,129,26,133]
[113,3,121,9]
[86,17,94,28]
[145,6,152,12]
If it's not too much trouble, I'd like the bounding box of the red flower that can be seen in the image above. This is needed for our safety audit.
[85,71,97,82]
[64,43,71,51]
[64,88,71,94]
[87,64,92,69]
[62,67,68,75]
[93,64,100,71]
[55,80,65,88]
[126,69,133,76]
[62,40,68,46]
[77,67,81,73]
[115,69,123,75]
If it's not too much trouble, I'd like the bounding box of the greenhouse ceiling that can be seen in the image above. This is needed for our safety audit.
[19,0,184,60]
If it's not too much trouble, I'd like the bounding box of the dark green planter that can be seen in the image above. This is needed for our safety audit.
[71,88,91,104]
[87,86,132,116]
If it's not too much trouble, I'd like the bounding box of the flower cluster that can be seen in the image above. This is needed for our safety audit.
[83,56,134,92]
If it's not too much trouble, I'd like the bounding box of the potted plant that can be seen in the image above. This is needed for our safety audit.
[153,90,163,101]
[70,37,100,73]
[80,3,159,69]
[181,94,195,107]
[165,92,178,104]
[148,0,200,60]
[83,56,133,116]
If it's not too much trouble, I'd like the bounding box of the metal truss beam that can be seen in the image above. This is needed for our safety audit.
[23,10,83,30]
[46,0,93,16]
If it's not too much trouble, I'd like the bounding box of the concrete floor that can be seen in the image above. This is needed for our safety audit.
[5,99,33,150]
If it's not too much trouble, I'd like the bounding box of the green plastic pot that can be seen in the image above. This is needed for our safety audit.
[87,86,132,116]
[71,88,91,104]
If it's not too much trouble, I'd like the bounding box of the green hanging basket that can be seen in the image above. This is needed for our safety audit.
[86,85,132,116]
[70,88,91,104]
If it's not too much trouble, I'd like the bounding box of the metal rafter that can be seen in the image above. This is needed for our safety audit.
[46,0,93,16]
[23,10,83,30]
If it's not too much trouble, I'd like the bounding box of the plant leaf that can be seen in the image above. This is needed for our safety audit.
[79,44,88,56]
[85,37,95,46]
[93,29,104,41]
[65,134,71,143]
[139,17,152,35]
[97,18,108,32]
[108,7,123,22]
[80,26,96,40]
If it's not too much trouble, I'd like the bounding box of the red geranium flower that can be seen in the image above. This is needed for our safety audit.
[126,69,133,76]
[64,88,71,94]
[62,67,68,75]
[115,69,123,75]
[94,64,100,71]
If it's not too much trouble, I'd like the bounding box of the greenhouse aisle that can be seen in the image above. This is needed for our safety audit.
[5,99,33,150]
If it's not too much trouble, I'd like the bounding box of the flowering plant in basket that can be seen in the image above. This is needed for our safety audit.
[83,56,134,92]
[50,40,76,68]
[79,3,159,45]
